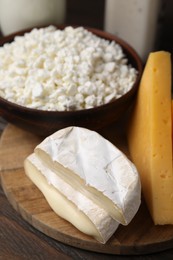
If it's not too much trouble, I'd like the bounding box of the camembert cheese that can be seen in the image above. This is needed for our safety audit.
[128,51,173,224]
[24,126,141,243]
[25,153,119,243]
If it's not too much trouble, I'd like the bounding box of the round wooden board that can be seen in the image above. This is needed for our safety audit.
[1,124,173,255]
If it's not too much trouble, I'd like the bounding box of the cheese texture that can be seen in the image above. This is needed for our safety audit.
[25,154,119,243]
[34,126,141,225]
[0,26,137,111]
[24,126,141,243]
[128,51,173,224]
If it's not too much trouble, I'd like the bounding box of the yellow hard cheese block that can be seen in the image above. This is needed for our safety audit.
[128,51,173,225]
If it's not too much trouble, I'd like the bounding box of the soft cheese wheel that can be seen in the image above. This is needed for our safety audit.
[34,126,141,225]
[24,153,119,243]
[128,51,173,224]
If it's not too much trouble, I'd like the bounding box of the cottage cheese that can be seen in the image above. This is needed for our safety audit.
[0,26,137,111]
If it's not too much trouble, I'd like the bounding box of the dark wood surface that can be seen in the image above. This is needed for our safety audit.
[2,124,173,257]
[1,125,173,260]
[0,124,173,260]
[1,1,173,259]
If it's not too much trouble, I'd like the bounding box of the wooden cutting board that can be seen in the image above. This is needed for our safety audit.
[1,123,173,255]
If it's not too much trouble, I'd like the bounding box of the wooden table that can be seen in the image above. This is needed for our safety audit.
[1,123,173,260]
[1,1,173,258]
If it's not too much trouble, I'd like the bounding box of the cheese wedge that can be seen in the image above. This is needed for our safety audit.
[128,51,173,224]
[34,126,141,225]
[25,153,119,243]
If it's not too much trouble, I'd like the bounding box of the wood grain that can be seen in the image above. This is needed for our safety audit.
[1,124,173,255]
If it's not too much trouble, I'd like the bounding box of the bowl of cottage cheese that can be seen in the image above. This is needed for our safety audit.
[0,25,143,136]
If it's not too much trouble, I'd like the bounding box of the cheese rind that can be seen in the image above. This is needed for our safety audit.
[35,126,141,225]
[24,153,119,243]
[128,51,173,224]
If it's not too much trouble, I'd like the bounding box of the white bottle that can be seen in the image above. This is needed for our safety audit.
[0,0,66,36]
[104,0,162,61]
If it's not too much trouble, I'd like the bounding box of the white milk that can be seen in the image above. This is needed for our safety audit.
[0,0,66,35]
[104,0,162,61]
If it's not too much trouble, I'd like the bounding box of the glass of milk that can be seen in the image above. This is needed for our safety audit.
[0,0,66,36]
[104,0,162,61]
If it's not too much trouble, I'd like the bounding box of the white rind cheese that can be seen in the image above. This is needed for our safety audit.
[25,153,119,243]
[35,126,141,225]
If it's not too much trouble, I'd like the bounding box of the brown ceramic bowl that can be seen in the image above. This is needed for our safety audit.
[0,26,143,136]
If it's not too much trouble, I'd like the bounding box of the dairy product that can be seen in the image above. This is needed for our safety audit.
[25,153,119,244]
[34,126,141,225]
[104,0,162,61]
[0,26,137,111]
[24,126,141,242]
[128,51,173,224]
[0,0,66,35]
